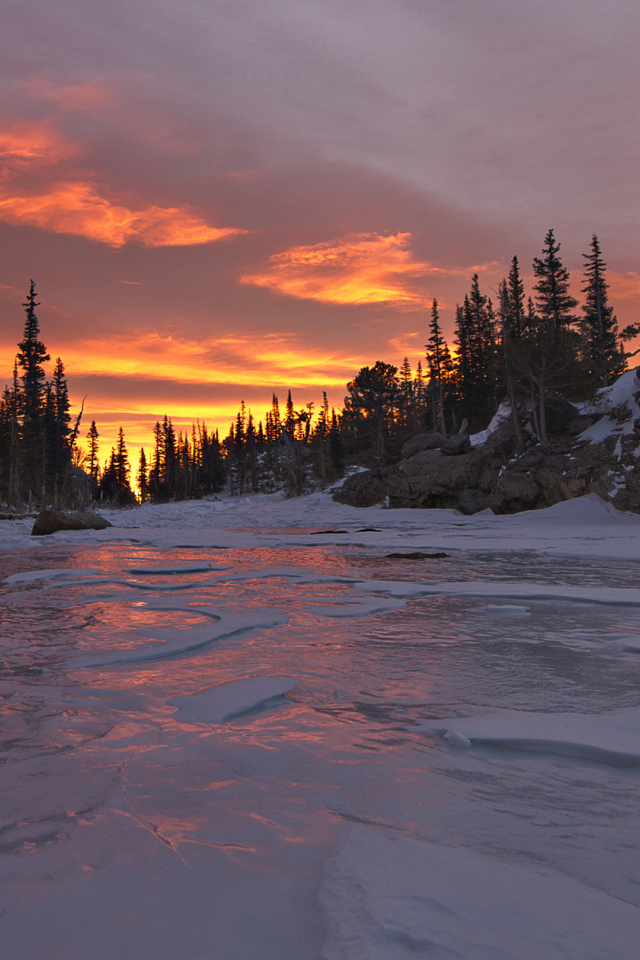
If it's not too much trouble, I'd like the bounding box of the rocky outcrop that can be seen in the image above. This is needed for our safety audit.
[31,510,113,536]
[333,379,640,515]
[400,433,445,458]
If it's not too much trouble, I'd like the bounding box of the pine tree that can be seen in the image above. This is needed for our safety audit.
[285,390,295,441]
[504,256,526,338]
[426,299,447,436]
[532,229,577,329]
[50,358,71,492]
[87,421,100,489]
[16,280,50,499]
[137,448,149,501]
[580,235,623,387]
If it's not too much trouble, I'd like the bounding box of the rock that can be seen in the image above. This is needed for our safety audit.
[31,510,113,536]
[567,414,597,435]
[400,433,445,459]
[441,434,471,456]
[496,472,541,506]
[332,472,387,508]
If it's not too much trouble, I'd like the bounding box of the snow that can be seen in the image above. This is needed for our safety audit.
[470,399,511,446]
[415,704,640,766]
[320,825,640,960]
[578,366,640,445]
[168,676,300,723]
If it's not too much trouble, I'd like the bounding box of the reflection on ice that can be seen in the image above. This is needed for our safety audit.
[3,494,640,958]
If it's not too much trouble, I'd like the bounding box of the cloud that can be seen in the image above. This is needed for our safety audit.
[0,120,244,247]
[241,232,499,307]
[0,180,245,247]
[42,330,362,388]
[0,121,78,164]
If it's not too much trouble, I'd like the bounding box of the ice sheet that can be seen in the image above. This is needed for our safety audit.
[167,676,300,723]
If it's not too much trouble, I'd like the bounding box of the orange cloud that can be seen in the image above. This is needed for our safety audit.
[241,232,499,307]
[0,180,245,247]
[0,122,78,164]
[0,117,244,247]
[54,330,360,387]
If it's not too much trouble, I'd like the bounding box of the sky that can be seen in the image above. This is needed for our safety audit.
[2,0,640,467]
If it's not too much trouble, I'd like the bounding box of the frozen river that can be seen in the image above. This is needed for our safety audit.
[2,493,640,959]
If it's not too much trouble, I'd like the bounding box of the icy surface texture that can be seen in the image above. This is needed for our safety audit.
[2,493,640,959]
[168,676,300,723]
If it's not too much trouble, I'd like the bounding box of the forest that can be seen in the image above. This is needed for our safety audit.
[1,229,637,509]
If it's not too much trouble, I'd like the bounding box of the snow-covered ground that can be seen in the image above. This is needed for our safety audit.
[2,493,640,958]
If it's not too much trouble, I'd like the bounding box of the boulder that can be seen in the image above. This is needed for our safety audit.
[31,510,113,536]
[441,434,471,456]
[400,433,445,459]
[332,472,387,508]
[496,471,541,506]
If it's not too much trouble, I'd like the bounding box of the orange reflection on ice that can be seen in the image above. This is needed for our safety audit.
[0,180,244,248]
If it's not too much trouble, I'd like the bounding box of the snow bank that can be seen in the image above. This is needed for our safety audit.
[470,400,511,447]
[579,367,640,445]
[167,675,300,723]
[320,825,640,960]
[415,704,640,766]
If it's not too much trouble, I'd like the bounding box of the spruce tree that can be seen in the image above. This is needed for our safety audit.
[50,358,71,491]
[137,448,149,501]
[532,229,577,329]
[426,298,447,436]
[505,256,526,338]
[580,235,623,387]
[16,280,50,498]
[86,421,100,491]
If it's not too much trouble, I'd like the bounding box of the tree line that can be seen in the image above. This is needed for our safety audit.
[1,229,636,508]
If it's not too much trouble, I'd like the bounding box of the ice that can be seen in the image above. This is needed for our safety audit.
[320,825,640,960]
[3,567,102,583]
[129,562,228,574]
[359,579,640,606]
[5,490,640,958]
[415,704,640,766]
[167,676,300,723]
[485,604,531,616]
[306,598,406,617]
[69,609,288,667]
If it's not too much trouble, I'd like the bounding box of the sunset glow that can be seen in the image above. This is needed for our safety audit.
[0,181,244,248]
[243,232,439,305]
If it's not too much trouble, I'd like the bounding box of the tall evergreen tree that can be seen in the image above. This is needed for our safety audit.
[16,281,50,498]
[580,235,623,387]
[87,421,100,484]
[137,448,149,502]
[426,298,447,436]
[532,229,577,329]
[504,256,526,338]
